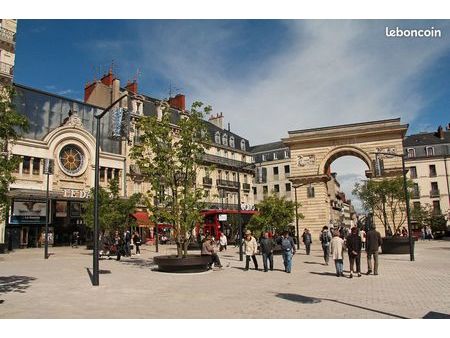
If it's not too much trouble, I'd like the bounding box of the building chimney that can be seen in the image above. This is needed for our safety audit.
[101,69,114,86]
[168,94,185,111]
[125,80,138,94]
[84,82,96,102]
[437,125,444,139]
[208,112,224,129]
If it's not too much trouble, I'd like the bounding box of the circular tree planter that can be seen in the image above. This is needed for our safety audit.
[153,255,211,273]
[381,237,415,254]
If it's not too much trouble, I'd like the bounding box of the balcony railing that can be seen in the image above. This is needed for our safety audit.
[204,202,239,210]
[202,153,253,172]
[411,190,420,199]
[430,189,440,198]
[0,27,16,44]
[0,62,14,78]
[242,183,251,191]
[216,179,239,189]
[202,177,213,186]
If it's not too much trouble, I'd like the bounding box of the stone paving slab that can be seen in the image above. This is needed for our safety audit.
[0,240,449,319]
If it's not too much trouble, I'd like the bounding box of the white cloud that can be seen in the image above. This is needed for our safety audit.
[137,20,450,145]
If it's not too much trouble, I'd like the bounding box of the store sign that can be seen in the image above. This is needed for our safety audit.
[62,189,91,199]
[10,201,47,224]
[218,214,227,221]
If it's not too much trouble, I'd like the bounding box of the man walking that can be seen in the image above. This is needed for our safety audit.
[302,228,312,255]
[279,231,296,273]
[346,227,362,278]
[244,230,259,271]
[320,226,332,265]
[366,225,382,275]
[259,232,274,272]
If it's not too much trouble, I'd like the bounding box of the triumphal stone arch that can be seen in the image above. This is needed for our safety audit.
[282,118,409,238]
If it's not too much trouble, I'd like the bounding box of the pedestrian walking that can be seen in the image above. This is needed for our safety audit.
[114,230,124,261]
[201,235,223,269]
[278,231,296,273]
[302,228,312,255]
[219,232,227,251]
[330,230,345,277]
[244,230,259,271]
[124,229,132,256]
[425,225,433,240]
[133,231,141,255]
[71,231,79,248]
[346,227,362,278]
[360,229,366,250]
[366,226,382,275]
[421,227,426,240]
[259,232,274,272]
[320,226,332,265]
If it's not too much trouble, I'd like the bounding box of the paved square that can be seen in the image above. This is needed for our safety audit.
[1,240,449,318]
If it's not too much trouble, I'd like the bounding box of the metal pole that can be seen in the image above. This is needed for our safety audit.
[155,225,159,253]
[237,167,243,261]
[44,172,49,259]
[92,94,128,286]
[401,155,414,261]
[294,185,300,250]
[93,117,101,286]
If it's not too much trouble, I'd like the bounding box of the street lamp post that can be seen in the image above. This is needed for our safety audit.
[43,159,54,259]
[93,94,128,286]
[373,151,414,261]
[293,184,300,250]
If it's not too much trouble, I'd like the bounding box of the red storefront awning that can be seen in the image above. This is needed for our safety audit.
[131,212,150,227]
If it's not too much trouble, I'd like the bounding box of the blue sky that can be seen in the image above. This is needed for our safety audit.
[13,19,450,209]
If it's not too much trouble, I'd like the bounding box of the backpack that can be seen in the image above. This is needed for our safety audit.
[321,231,329,244]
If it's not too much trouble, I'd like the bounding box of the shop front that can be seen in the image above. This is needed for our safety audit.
[6,189,90,250]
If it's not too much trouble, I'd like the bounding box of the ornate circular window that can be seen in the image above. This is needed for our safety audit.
[59,144,85,176]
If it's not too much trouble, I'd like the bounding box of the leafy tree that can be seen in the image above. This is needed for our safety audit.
[0,86,29,221]
[411,204,447,235]
[353,177,413,236]
[130,101,212,258]
[248,194,301,237]
[83,178,141,234]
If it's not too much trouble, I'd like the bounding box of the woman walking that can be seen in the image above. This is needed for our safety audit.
[330,230,345,277]
[244,230,259,271]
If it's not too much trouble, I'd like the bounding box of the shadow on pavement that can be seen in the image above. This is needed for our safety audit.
[117,258,155,269]
[309,271,338,277]
[423,311,450,319]
[303,261,323,265]
[275,292,409,318]
[275,293,321,304]
[0,275,36,296]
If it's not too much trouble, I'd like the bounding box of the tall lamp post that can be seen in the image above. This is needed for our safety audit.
[373,151,414,261]
[43,159,54,259]
[292,184,301,250]
[92,94,129,286]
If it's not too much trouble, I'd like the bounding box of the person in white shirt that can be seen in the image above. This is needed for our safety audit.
[219,232,228,251]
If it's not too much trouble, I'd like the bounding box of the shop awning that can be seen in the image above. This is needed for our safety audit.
[131,212,151,226]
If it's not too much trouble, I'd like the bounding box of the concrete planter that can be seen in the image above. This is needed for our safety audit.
[381,237,414,254]
[153,255,211,273]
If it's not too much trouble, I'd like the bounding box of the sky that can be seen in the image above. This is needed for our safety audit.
[12,19,450,211]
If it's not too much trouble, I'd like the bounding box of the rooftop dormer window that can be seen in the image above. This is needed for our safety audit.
[215,131,220,144]
[229,136,235,148]
[240,139,246,151]
[222,134,228,146]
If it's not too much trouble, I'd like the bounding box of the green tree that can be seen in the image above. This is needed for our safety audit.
[353,177,412,235]
[411,204,447,235]
[248,194,301,237]
[83,178,141,234]
[130,101,212,258]
[0,86,29,221]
